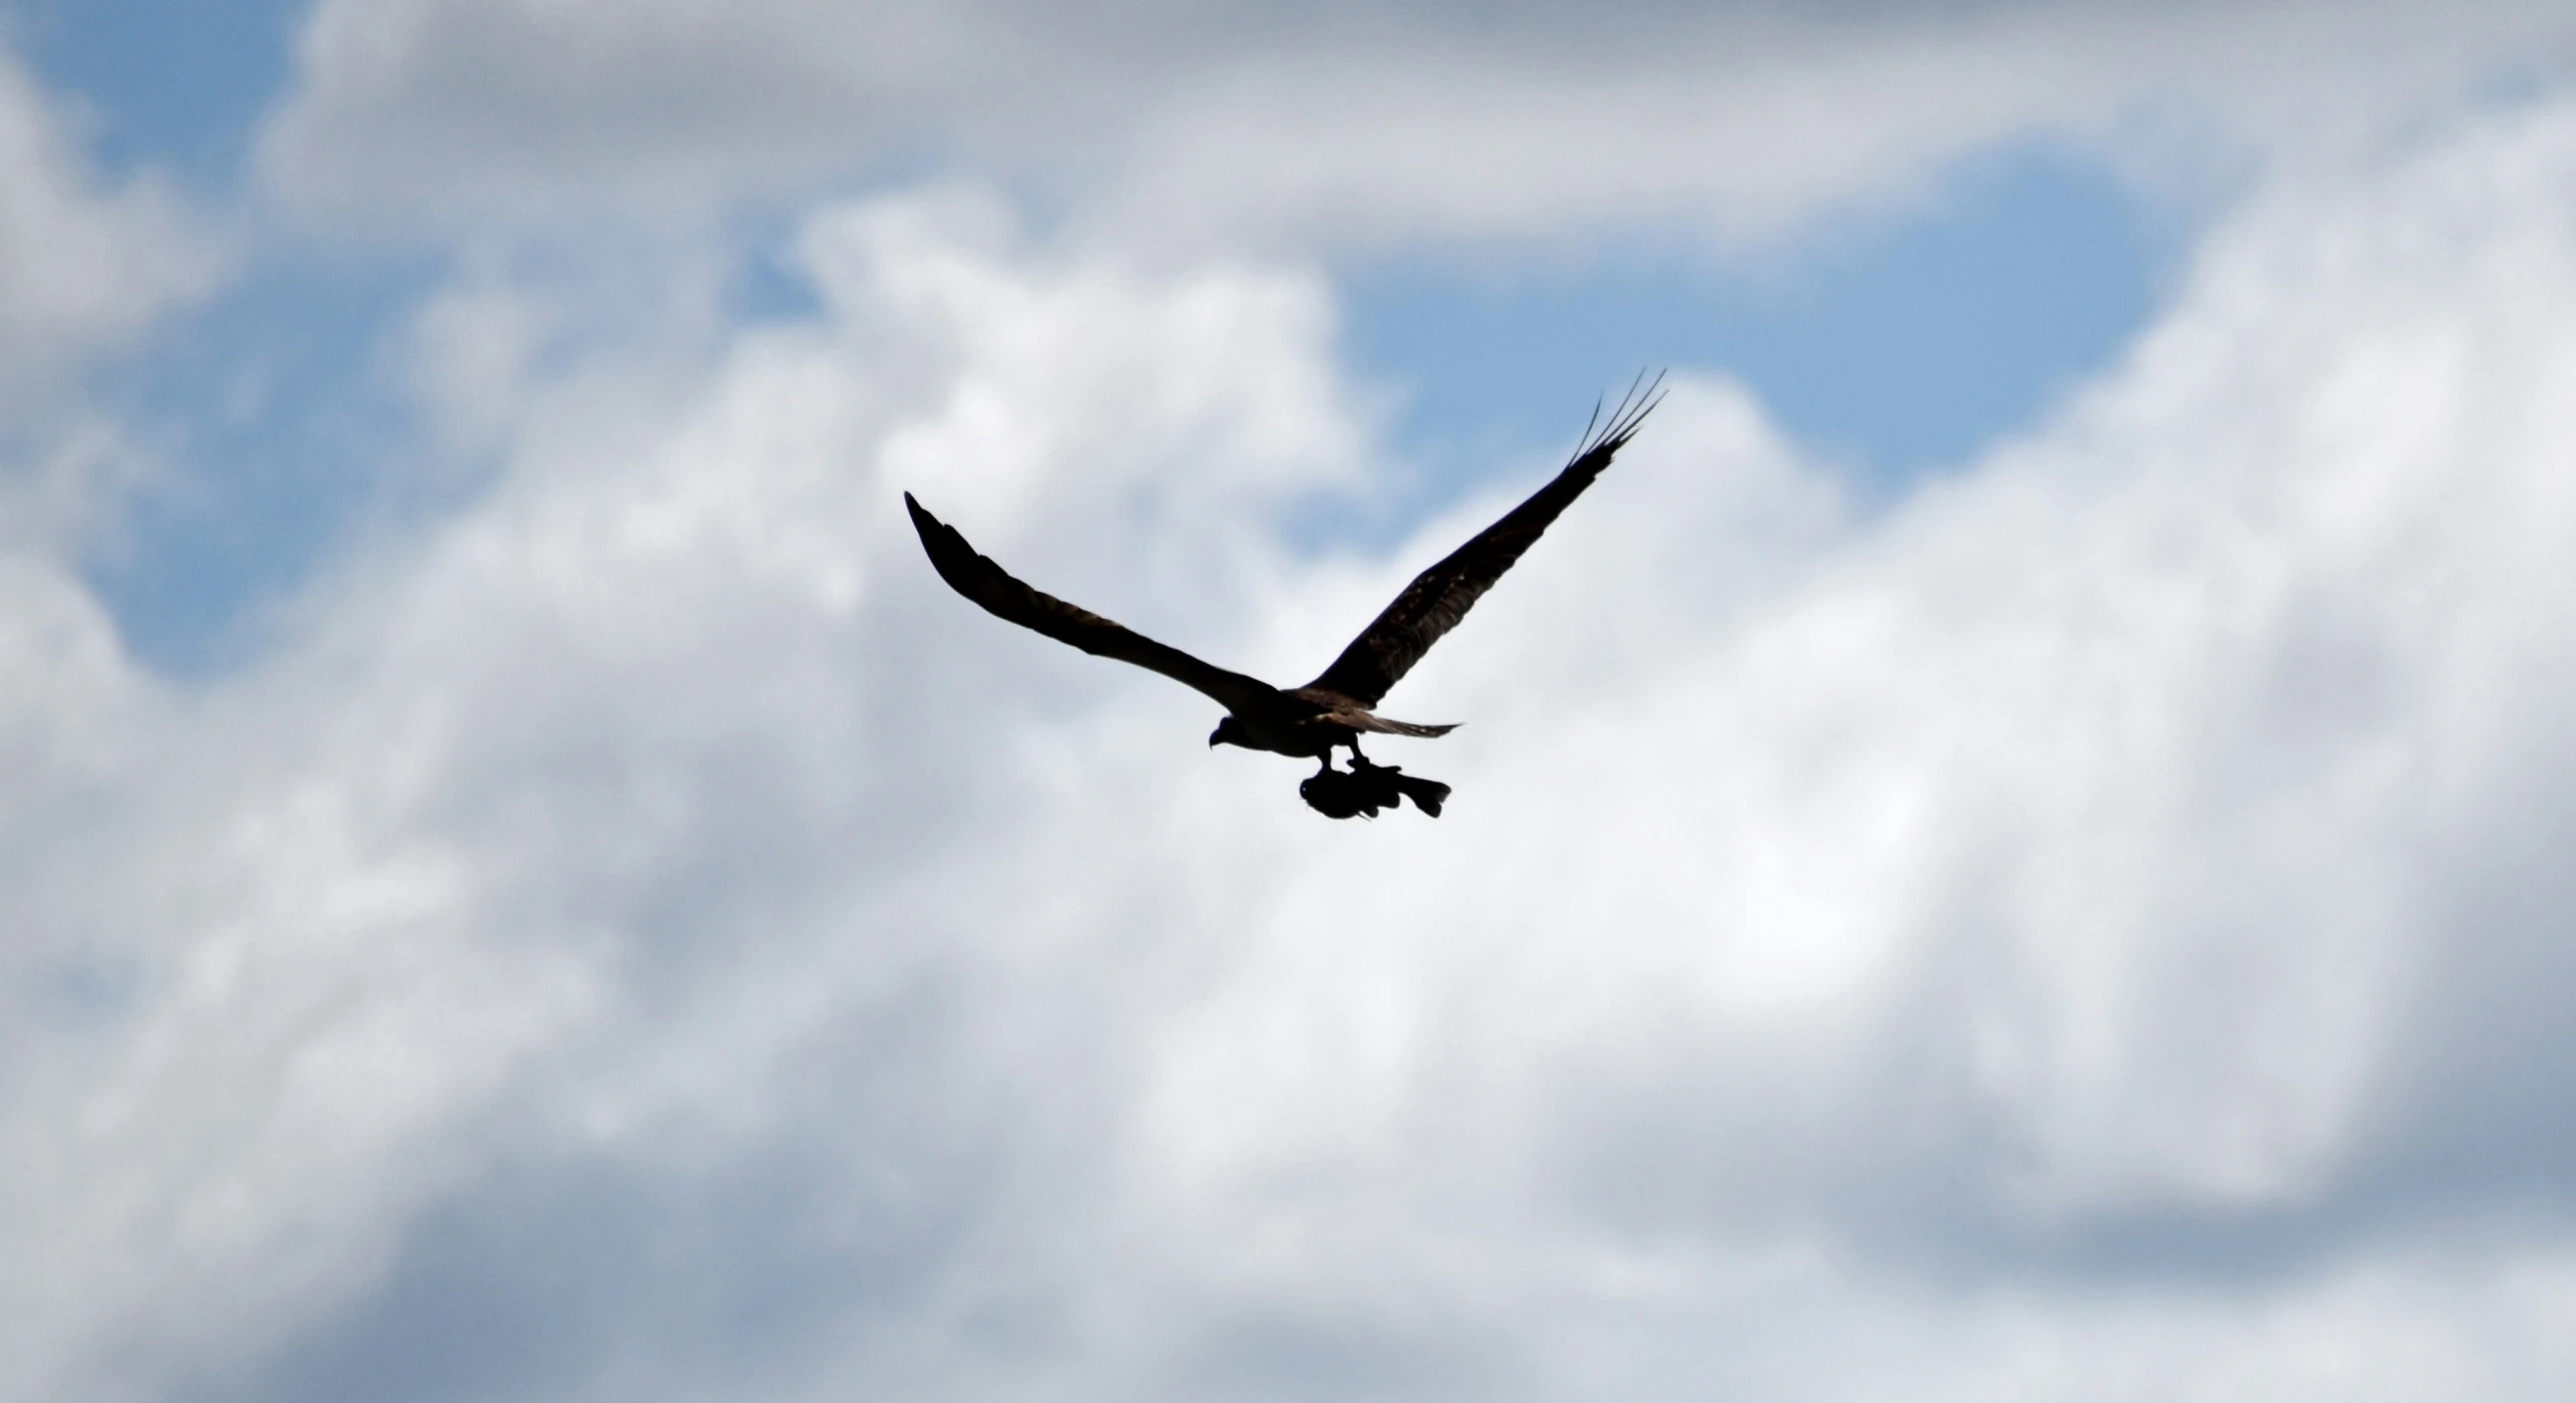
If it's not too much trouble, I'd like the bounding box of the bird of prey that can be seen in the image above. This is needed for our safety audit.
[904,373,1664,818]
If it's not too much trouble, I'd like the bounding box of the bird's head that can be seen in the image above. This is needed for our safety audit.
[1208,716,1249,750]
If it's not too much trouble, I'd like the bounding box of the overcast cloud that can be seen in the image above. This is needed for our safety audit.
[8,2,2576,1399]
[260,0,2576,245]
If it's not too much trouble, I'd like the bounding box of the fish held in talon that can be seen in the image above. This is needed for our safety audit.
[1307,757,1451,822]
[1294,755,1420,821]
[906,372,1663,818]
[1299,763,1381,820]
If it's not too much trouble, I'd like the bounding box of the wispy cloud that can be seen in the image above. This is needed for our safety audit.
[255,0,2576,248]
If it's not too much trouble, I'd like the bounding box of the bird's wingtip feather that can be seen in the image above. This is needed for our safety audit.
[903,492,948,542]
[1568,368,1668,461]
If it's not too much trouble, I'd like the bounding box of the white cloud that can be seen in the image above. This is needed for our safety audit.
[0,190,1369,1401]
[0,50,213,381]
[0,44,219,598]
[17,75,2576,1399]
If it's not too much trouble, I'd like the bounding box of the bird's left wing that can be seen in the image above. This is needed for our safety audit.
[905,493,1281,716]
[1303,372,1664,706]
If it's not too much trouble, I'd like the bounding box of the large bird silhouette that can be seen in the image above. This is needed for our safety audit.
[904,374,1663,818]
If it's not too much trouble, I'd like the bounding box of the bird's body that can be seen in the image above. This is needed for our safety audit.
[904,374,1662,817]
[1207,689,1457,761]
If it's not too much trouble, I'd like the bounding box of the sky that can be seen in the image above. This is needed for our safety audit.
[7,2,2576,1400]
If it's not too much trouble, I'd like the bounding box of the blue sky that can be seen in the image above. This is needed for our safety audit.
[11,0,303,180]
[1343,147,2165,493]
[11,5,2576,1402]
[29,0,2167,673]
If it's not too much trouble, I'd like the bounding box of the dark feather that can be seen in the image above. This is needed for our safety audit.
[1304,370,1664,706]
[904,493,1280,716]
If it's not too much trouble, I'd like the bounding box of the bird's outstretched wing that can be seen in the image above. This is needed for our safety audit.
[1304,371,1665,706]
[905,493,1282,716]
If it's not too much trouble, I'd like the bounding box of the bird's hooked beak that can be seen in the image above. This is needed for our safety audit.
[1208,716,1239,749]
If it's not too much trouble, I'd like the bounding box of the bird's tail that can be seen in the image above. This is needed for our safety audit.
[1362,717,1458,738]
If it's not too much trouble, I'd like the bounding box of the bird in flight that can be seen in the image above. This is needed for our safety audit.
[904,373,1664,819]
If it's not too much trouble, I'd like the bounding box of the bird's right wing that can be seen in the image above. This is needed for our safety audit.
[1304,372,1664,706]
[905,493,1281,716]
